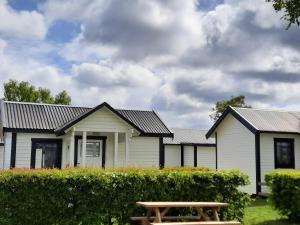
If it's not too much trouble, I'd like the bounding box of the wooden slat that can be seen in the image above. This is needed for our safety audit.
[130,216,201,221]
[136,202,229,208]
[151,222,241,225]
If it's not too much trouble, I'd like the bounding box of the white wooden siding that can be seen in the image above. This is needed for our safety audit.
[184,146,194,167]
[75,107,133,133]
[216,114,256,194]
[165,145,181,167]
[260,133,300,192]
[128,137,159,167]
[197,146,216,169]
[0,145,3,169]
[15,133,63,168]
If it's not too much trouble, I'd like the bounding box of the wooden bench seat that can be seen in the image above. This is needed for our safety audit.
[151,222,241,225]
[130,216,201,221]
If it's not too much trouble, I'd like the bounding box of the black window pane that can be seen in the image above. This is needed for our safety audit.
[275,139,294,169]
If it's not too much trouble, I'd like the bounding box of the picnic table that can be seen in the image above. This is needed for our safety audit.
[131,202,241,225]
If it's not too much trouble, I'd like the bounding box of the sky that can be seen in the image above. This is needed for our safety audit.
[0,0,300,129]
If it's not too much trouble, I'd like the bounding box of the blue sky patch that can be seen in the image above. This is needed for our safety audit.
[47,20,81,43]
[196,0,224,11]
[8,0,44,11]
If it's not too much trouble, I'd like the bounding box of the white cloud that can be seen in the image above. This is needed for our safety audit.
[72,61,160,88]
[0,0,47,40]
[1,0,300,129]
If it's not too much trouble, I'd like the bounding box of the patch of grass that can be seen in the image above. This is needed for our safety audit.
[244,198,300,225]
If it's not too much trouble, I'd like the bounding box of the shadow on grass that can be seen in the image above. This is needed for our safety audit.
[255,219,300,225]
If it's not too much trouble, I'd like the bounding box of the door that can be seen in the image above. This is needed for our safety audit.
[77,139,103,167]
[31,139,62,169]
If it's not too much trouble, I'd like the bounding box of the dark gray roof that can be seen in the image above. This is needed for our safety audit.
[1,101,172,137]
[233,107,300,133]
[117,109,172,135]
[164,128,215,145]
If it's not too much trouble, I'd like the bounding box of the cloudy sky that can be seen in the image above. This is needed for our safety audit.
[0,0,299,129]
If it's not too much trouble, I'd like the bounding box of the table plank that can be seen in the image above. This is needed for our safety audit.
[136,202,229,208]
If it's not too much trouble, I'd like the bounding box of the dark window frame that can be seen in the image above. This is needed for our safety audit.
[31,138,62,169]
[274,138,295,169]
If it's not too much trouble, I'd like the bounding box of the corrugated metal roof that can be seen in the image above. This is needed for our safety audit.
[1,101,172,136]
[164,128,215,145]
[117,109,172,135]
[233,107,300,133]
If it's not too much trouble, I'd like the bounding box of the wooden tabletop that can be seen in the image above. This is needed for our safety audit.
[136,202,229,208]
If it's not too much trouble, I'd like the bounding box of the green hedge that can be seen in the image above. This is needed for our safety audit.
[266,170,300,221]
[0,168,250,225]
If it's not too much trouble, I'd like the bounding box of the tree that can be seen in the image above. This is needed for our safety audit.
[267,0,300,29]
[54,90,71,105]
[210,95,251,122]
[3,79,71,105]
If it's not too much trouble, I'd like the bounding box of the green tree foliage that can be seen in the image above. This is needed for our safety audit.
[54,90,71,105]
[3,79,71,105]
[210,95,251,122]
[267,0,300,29]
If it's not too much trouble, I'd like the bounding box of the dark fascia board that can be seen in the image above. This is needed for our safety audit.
[164,143,215,147]
[206,106,257,138]
[55,102,144,135]
[3,128,54,133]
[140,132,174,138]
[260,131,300,135]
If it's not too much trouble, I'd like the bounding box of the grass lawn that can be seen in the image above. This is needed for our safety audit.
[243,198,300,225]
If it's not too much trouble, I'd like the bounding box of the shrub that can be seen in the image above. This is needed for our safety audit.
[0,168,250,225]
[266,170,300,221]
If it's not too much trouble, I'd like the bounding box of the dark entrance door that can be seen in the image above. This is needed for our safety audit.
[31,139,62,169]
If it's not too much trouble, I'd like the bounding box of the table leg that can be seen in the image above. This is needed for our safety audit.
[146,208,153,220]
[154,207,162,222]
[196,207,210,221]
[212,207,220,221]
[161,207,170,218]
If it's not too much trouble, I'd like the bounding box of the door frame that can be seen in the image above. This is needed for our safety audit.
[74,136,107,168]
[30,138,63,169]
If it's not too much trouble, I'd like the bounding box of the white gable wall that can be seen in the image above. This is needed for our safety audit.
[216,114,256,194]
[260,133,300,192]
[75,107,133,133]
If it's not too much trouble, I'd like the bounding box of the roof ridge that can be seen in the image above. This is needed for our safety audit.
[232,106,300,114]
[4,101,89,108]
[117,108,153,112]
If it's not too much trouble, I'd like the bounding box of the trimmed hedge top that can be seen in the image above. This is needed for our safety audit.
[0,167,250,225]
[266,170,300,221]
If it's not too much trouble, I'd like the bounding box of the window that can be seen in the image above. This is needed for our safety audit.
[274,138,295,169]
[85,142,101,157]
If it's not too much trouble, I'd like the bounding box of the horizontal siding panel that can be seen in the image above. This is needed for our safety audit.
[128,137,159,167]
[197,146,215,169]
[165,145,181,167]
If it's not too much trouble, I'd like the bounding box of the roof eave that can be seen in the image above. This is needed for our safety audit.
[206,106,258,138]
[140,132,174,138]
